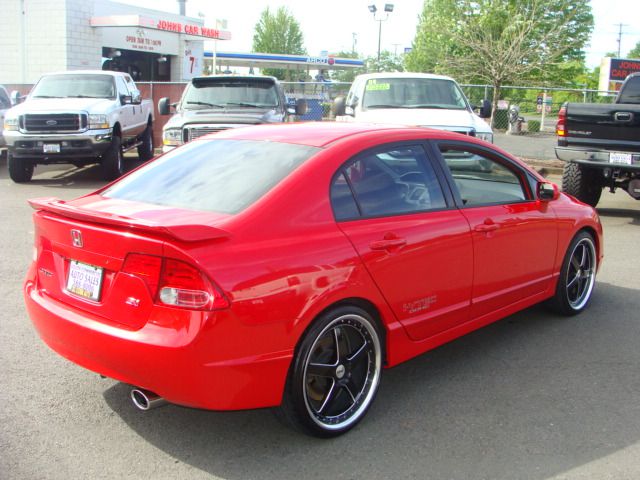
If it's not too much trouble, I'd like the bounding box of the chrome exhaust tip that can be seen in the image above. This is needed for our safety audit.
[130,388,167,411]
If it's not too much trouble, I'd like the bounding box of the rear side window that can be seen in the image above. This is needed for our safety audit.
[618,76,640,103]
[438,145,528,206]
[331,145,447,220]
[105,139,319,214]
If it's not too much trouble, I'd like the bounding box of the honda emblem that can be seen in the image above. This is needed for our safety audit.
[71,229,83,248]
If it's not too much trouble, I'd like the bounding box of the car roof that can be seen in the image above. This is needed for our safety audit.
[40,70,127,77]
[354,72,456,82]
[198,122,477,148]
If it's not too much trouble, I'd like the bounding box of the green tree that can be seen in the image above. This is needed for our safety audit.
[252,6,306,80]
[366,50,405,74]
[406,0,593,127]
[329,51,366,83]
[628,41,640,59]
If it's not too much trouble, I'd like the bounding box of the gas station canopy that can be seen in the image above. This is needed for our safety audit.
[205,51,364,70]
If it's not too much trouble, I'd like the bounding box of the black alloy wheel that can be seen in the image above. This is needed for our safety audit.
[277,306,383,437]
[549,231,597,315]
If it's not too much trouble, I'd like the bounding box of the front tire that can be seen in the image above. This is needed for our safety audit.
[277,306,383,437]
[562,162,602,207]
[102,135,124,181]
[8,152,34,183]
[137,123,154,161]
[548,231,597,316]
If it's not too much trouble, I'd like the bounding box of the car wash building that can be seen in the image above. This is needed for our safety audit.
[0,0,231,84]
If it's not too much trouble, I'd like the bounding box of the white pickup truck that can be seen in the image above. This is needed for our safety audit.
[334,72,493,142]
[3,70,154,183]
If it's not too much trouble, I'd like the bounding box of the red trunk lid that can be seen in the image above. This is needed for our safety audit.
[30,196,230,330]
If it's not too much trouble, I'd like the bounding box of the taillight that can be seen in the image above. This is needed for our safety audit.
[556,105,567,137]
[121,254,228,310]
[122,254,162,297]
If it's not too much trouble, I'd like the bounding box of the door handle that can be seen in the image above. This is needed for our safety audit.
[369,238,407,250]
[474,219,499,233]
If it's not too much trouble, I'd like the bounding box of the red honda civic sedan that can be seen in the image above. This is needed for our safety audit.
[24,122,602,437]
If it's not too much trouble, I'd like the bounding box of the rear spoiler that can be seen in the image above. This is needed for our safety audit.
[28,197,230,243]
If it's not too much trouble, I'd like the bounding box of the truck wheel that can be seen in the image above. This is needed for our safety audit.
[137,123,154,161]
[8,152,34,183]
[102,135,124,181]
[562,162,602,207]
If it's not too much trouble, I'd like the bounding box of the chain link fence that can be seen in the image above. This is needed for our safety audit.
[280,81,351,121]
[460,84,617,131]
[4,80,619,136]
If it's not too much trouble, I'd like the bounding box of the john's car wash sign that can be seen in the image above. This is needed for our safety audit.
[156,20,231,40]
[91,15,232,41]
[599,57,640,94]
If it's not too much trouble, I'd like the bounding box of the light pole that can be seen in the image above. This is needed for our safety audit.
[368,3,394,68]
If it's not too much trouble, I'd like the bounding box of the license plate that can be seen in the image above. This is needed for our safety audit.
[43,143,60,153]
[66,260,103,301]
[610,152,632,164]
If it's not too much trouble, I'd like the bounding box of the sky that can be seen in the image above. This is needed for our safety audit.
[117,0,640,68]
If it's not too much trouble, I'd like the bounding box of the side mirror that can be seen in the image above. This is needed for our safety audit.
[131,91,142,105]
[295,98,307,116]
[10,90,23,105]
[158,97,171,115]
[479,99,492,119]
[537,182,559,201]
[120,94,132,105]
[332,96,346,117]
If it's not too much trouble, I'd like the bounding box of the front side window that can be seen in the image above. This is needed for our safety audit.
[105,139,319,214]
[31,74,116,99]
[331,145,446,220]
[438,145,528,206]
[362,78,468,110]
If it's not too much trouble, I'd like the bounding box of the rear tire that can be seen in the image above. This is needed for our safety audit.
[562,162,602,207]
[8,152,34,183]
[276,306,383,437]
[102,135,124,181]
[137,123,154,161]
[548,231,597,316]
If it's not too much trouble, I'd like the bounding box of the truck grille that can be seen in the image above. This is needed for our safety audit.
[22,113,87,133]
[183,125,232,142]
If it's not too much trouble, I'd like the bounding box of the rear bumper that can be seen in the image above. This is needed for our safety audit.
[555,146,640,171]
[24,276,292,410]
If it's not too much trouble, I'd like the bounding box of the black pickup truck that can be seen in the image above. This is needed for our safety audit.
[556,72,640,207]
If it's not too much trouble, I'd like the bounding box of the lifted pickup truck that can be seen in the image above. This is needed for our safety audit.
[556,72,640,206]
[158,75,306,152]
[3,70,154,183]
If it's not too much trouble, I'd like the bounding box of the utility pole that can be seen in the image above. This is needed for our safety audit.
[615,23,628,57]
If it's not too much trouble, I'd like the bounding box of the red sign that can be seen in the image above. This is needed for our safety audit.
[156,20,231,40]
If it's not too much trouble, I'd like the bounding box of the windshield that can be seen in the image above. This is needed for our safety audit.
[362,77,468,110]
[31,74,116,99]
[104,139,319,214]
[181,80,280,110]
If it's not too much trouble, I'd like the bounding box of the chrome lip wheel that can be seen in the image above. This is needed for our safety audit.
[302,314,381,431]
[566,237,596,310]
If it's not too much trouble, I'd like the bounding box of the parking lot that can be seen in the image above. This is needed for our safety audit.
[1,154,640,480]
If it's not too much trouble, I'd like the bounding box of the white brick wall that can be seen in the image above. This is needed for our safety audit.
[0,0,205,83]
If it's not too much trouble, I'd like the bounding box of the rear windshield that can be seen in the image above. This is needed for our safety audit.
[104,139,319,214]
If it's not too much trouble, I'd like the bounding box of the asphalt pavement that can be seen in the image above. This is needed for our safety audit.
[1,153,640,480]
[494,131,560,164]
